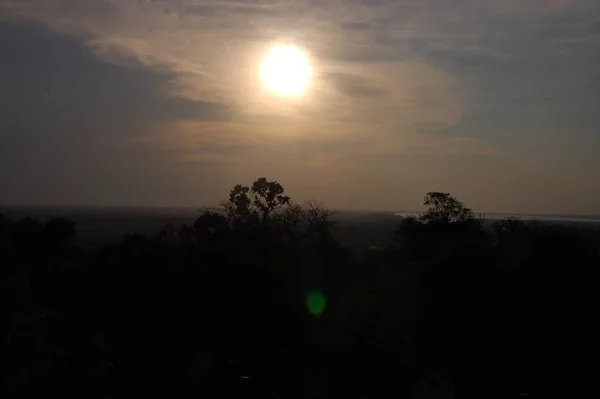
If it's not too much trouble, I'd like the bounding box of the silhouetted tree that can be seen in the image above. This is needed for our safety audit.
[44,217,76,247]
[228,184,252,220]
[5,184,599,399]
[304,199,337,233]
[11,217,44,256]
[251,177,290,225]
[419,192,481,226]
[395,192,486,258]
[275,201,305,242]
[393,216,424,253]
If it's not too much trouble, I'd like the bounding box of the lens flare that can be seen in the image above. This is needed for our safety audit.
[306,290,326,316]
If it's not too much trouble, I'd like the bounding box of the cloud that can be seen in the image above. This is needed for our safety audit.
[3,1,592,128]
[0,19,232,132]
[1,0,599,211]
[0,19,238,204]
[324,72,385,99]
[0,1,545,163]
[0,1,460,127]
[125,121,259,163]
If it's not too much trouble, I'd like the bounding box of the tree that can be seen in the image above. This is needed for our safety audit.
[419,192,481,226]
[275,201,305,241]
[228,184,252,219]
[197,178,337,248]
[394,192,485,255]
[393,216,424,252]
[193,212,229,238]
[303,199,337,233]
[251,177,290,225]
[218,178,290,227]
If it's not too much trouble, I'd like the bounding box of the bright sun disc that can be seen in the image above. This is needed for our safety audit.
[261,44,312,96]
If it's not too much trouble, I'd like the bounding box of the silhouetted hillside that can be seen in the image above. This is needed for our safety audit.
[2,184,600,398]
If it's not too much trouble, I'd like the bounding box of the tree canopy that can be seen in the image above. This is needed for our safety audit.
[419,192,481,226]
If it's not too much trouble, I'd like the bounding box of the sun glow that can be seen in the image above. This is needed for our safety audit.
[261,44,312,96]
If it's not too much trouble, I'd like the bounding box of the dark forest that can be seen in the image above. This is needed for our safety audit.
[2,178,600,398]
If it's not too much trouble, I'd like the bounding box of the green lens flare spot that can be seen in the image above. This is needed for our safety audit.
[307,291,326,316]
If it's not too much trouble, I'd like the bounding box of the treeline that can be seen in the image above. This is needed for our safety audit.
[2,179,600,398]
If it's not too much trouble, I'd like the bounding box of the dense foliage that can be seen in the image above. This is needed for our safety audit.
[2,184,599,398]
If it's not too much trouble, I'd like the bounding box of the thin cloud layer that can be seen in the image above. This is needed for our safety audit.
[0,1,462,127]
[0,0,599,211]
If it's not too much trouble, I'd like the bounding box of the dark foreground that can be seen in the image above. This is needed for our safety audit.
[2,187,600,398]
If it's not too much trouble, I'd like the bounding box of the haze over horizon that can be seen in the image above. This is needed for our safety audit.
[1,1,599,214]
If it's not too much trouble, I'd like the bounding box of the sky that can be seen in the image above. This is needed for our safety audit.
[0,0,599,214]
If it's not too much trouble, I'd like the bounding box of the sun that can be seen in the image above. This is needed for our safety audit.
[261,44,312,96]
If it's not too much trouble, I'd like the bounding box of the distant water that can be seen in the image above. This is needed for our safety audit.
[393,212,600,224]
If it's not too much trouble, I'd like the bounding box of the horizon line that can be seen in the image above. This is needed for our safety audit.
[2,203,600,219]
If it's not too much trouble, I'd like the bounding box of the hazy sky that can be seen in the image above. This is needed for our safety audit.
[1,0,599,213]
